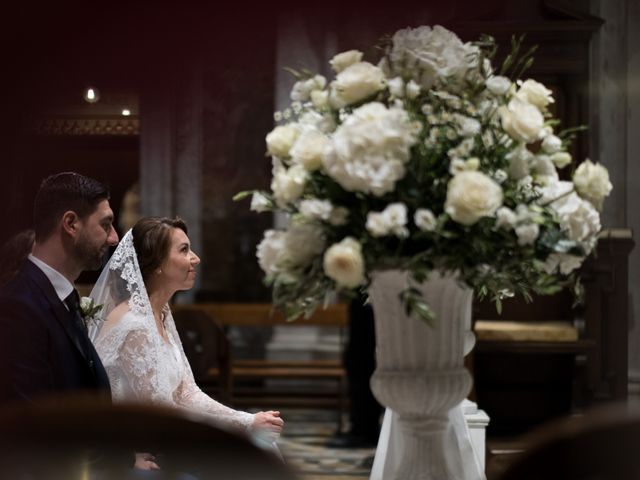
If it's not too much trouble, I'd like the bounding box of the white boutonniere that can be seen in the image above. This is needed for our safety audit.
[79,296,103,328]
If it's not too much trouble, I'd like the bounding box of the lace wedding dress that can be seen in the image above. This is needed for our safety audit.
[89,231,263,436]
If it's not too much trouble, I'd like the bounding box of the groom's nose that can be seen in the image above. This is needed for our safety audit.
[107,225,119,246]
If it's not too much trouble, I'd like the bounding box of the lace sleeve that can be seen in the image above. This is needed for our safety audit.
[165,318,255,431]
[117,328,173,405]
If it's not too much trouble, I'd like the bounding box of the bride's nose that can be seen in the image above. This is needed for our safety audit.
[191,252,201,265]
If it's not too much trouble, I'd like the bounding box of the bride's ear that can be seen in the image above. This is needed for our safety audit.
[61,211,79,237]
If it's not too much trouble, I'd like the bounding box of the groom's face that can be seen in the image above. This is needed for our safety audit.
[76,199,119,270]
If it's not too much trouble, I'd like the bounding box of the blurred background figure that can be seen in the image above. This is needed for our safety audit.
[0,229,35,288]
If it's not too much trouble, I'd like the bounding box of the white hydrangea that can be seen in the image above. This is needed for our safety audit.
[256,230,286,276]
[298,199,333,221]
[283,222,326,267]
[382,25,480,91]
[323,102,417,196]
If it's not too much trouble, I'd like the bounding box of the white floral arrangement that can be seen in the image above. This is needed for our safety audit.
[236,25,612,322]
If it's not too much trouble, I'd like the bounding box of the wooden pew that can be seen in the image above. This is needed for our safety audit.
[172,303,348,423]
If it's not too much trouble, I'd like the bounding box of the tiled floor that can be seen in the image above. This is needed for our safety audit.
[277,409,375,479]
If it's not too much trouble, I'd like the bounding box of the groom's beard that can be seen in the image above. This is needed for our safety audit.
[76,234,108,271]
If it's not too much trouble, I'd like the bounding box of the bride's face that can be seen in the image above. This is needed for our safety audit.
[161,227,201,292]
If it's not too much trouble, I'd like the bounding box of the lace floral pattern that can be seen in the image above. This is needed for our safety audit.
[90,229,255,432]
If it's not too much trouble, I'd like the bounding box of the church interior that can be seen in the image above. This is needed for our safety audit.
[1,1,639,478]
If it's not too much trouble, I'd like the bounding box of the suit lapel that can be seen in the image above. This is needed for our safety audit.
[24,261,92,365]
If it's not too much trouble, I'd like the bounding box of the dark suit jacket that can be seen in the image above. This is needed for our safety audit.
[0,259,111,404]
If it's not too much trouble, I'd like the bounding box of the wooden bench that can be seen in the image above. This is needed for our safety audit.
[172,303,348,424]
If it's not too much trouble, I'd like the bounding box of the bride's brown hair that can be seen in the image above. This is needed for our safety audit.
[132,217,188,284]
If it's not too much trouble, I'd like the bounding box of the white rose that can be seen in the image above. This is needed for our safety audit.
[414,208,437,231]
[551,151,572,169]
[323,102,417,196]
[330,50,363,73]
[388,77,405,97]
[310,90,329,109]
[445,171,504,225]
[499,98,544,143]
[250,192,271,212]
[298,199,333,221]
[271,164,307,207]
[266,124,300,158]
[515,223,540,246]
[485,75,511,96]
[543,181,601,246]
[331,62,386,106]
[406,80,421,99]
[516,79,554,110]
[366,212,390,237]
[495,207,517,229]
[290,128,330,171]
[256,230,286,275]
[493,169,508,184]
[323,237,366,288]
[572,159,613,211]
[382,203,409,238]
[80,296,93,312]
[541,134,562,153]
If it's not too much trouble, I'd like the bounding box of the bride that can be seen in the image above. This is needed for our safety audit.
[90,217,284,468]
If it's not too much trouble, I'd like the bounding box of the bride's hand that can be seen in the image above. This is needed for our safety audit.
[134,452,160,470]
[252,410,284,434]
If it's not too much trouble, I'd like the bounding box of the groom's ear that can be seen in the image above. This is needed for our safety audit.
[61,211,80,237]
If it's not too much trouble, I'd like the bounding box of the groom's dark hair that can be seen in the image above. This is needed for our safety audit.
[33,172,110,242]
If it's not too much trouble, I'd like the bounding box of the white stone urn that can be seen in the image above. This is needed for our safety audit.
[369,269,475,480]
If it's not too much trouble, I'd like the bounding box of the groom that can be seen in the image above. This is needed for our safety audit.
[0,172,119,404]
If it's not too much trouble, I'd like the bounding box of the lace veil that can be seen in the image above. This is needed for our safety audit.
[88,229,152,342]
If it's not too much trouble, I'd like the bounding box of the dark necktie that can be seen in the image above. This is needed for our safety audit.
[64,289,95,370]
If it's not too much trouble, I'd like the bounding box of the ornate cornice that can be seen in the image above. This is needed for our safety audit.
[36,116,139,136]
